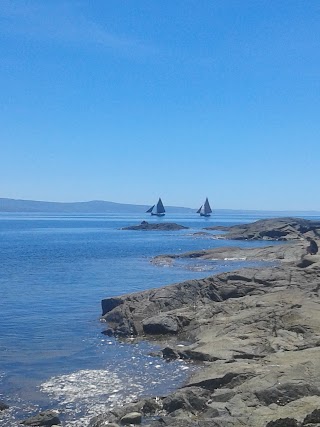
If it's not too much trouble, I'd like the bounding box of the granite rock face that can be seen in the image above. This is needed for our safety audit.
[205,217,320,241]
[96,218,320,427]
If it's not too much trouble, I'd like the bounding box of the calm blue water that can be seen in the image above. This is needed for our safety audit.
[0,212,316,426]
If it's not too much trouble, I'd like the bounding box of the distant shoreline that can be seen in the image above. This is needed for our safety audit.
[1,198,320,215]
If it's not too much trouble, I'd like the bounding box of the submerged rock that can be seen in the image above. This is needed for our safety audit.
[0,401,9,411]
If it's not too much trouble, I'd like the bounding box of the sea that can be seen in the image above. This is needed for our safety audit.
[0,211,318,426]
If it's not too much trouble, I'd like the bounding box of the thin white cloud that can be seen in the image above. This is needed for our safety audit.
[0,0,155,56]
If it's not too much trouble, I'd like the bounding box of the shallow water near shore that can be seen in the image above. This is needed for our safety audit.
[0,211,316,426]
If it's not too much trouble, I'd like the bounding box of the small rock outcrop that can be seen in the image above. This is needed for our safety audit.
[122,221,189,231]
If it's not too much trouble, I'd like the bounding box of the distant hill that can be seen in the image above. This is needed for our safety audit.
[0,198,319,216]
[0,198,194,213]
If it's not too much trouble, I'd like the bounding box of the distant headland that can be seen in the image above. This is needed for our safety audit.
[0,198,192,214]
[0,198,320,215]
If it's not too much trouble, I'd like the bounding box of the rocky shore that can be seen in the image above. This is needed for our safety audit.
[94,218,320,427]
[205,217,320,241]
[5,218,320,426]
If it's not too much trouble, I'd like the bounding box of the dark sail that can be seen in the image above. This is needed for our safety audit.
[198,198,212,216]
[204,198,212,214]
[146,204,155,213]
[156,198,165,214]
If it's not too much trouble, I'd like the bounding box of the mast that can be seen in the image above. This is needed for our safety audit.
[156,198,165,214]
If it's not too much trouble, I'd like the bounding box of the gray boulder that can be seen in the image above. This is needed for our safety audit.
[266,419,298,427]
[21,410,61,426]
[142,314,190,335]
[162,388,208,414]
[120,412,142,424]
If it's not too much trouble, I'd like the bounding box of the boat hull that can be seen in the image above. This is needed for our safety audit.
[151,213,165,217]
[200,213,211,217]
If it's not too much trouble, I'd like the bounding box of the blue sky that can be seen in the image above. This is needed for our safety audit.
[1,0,319,210]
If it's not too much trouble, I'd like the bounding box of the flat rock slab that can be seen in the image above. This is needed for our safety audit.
[152,241,306,265]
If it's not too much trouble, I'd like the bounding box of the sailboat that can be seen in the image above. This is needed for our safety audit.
[197,198,212,217]
[146,198,166,217]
